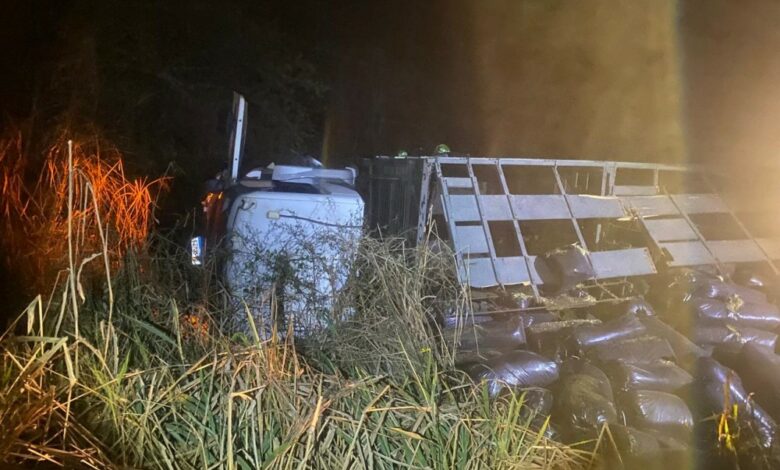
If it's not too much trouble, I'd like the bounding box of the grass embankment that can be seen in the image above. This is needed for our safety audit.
[0,133,589,469]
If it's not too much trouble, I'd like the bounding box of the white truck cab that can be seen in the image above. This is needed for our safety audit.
[194,94,364,336]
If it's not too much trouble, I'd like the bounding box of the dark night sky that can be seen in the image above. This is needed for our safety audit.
[681,0,780,172]
[325,0,780,174]
[2,0,779,184]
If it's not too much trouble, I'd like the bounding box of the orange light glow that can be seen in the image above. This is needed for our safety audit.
[0,130,170,290]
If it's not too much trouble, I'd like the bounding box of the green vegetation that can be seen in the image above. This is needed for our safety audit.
[0,135,589,469]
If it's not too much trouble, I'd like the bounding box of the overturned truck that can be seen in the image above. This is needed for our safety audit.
[199,153,780,466]
[197,96,780,466]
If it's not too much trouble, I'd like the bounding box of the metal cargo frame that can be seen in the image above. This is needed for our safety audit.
[409,157,779,300]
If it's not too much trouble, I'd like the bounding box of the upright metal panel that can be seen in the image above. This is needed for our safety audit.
[621,196,679,217]
[510,195,570,220]
[708,240,767,263]
[671,194,728,214]
[590,249,657,278]
[374,157,780,293]
[642,219,698,242]
[447,196,481,221]
[659,241,716,266]
[478,196,513,220]
[567,195,625,219]
[453,225,490,255]
[431,158,658,291]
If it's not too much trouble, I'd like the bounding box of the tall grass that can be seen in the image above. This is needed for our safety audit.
[307,235,467,377]
[2,305,588,468]
[0,134,590,469]
[0,128,169,295]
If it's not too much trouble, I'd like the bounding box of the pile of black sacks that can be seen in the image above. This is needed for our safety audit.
[444,268,780,469]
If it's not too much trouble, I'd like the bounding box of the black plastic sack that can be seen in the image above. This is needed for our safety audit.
[692,324,777,354]
[537,244,596,293]
[652,432,688,453]
[660,268,717,297]
[442,315,526,352]
[652,270,722,319]
[454,349,505,368]
[733,268,770,291]
[604,424,662,466]
[619,390,693,441]
[693,279,767,304]
[590,298,655,322]
[651,432,690,469]
[527,319,600,362]
[737,342,780,422]
[572,313,646,349]
[603,424,691,470]
[559,358,614,401]
[639,315,709,363]
[589,336,676,363]
[519,387,554,417]
[554,373,617,439]
[606,360,693,393]
[694,357,756,412]
[468,350,560,397]
[528,328,575,362]
[527,330,572,363]
[735,301,780,331]
[686,297,780,331]
[692,357,776,449]
[729,283,768,305]
[686,297,730,323]
[507,388,557,436]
